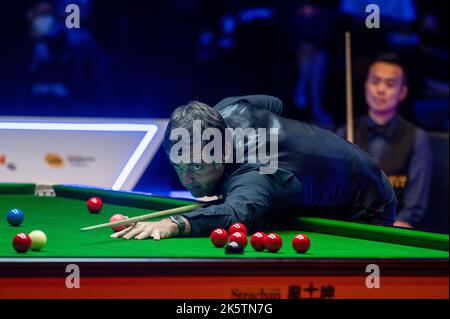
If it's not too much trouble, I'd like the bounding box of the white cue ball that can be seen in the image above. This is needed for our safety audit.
[29,230,47,251]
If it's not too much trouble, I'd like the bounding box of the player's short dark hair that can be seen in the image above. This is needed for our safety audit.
[369,52,409,85]
[163,101,227,157]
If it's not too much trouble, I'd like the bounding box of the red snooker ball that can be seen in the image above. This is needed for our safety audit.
[264,233,282,253]
[250,232,267,251]
[292,234,311,253]
[229,222,247,235]
[210,228,228,248]
[109,214,128,232]
[229,231,248,248]
[87,197,103,213]
[13,233,32,253]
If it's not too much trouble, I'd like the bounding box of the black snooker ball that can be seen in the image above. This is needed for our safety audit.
[225,241,244,254]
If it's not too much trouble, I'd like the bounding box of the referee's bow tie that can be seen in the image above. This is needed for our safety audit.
[367,124,395,138]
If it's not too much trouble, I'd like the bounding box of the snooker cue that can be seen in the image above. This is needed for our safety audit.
[80,203,203,232]
[345,31,354,143]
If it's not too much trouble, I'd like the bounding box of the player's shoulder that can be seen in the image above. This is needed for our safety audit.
[213,96,243,111]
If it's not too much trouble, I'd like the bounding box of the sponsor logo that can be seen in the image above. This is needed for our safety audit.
[45,153,64,167]
[0,154,5,165]
[231,288,281,299]
[389,175,408,189]
[67,155,96,167]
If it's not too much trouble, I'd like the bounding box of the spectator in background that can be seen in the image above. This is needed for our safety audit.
[337,53,432,229]
[292,1,334,128]
[16,0,110,115]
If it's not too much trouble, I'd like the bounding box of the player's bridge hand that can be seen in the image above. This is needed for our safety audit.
[110,219,178,240]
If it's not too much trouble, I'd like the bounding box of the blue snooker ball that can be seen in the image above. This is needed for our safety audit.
[7,208,24,226]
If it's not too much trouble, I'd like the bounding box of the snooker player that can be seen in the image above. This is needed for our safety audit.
[112,95,397,240]
[337,53,432,229]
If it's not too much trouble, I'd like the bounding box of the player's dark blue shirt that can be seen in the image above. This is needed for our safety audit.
[183,95,397,236]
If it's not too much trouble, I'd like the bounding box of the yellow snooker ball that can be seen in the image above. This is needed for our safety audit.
[29,230,47,251]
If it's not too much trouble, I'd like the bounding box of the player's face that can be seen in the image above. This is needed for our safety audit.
[172,162,224,198]
[365,62,408,115]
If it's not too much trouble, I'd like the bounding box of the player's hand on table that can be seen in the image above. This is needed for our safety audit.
[394,220,414,229]
[110,218,179,240]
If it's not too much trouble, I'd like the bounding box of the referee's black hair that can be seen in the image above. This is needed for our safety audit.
[369,52,409,85]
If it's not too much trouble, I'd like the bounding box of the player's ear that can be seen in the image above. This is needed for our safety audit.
[400,85,408,102]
